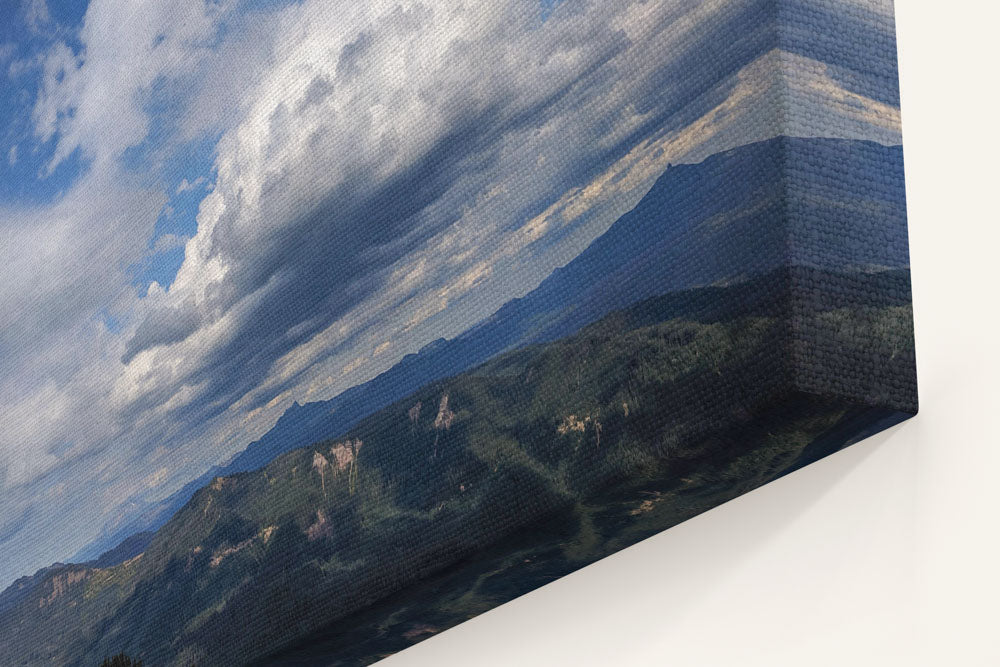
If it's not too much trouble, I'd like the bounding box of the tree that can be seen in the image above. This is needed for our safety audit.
[100,654,143,667]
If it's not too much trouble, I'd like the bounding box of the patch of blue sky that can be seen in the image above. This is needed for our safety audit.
[97,306,125,335]
[132,243,187,296]
[0,137,89,205]
[129,131,218,293]
[539,0,565,21]
[102,59,220,292]
[0,1,89,206]
[130,192,207,295]
[37,0,88,33]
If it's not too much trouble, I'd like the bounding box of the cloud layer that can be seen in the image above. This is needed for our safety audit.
[0,0,901,588]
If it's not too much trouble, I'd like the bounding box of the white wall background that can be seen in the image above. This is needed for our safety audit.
[383,2,1000,665]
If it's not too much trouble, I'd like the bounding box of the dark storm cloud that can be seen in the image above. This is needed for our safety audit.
[120,0,899,437]
[1,0,901,590]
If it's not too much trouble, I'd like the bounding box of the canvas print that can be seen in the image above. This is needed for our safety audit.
[0,0,915,664]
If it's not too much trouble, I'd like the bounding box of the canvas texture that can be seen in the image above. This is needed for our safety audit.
[0,1,914,665]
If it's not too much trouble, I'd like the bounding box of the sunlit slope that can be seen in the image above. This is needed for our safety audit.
[0,264,915,665]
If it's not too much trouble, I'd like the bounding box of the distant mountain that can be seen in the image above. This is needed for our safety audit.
[0,133,914,663]
[0,532,155,620]
[468,136,908,347]
[72,136,908,564]
[71,335,510,562]
[91,532,155,570]
[0,563,67,616]
[0,264,916,666]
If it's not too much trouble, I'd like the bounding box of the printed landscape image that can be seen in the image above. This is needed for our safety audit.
[0,1,914,665]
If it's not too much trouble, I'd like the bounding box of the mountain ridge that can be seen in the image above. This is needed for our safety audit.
[62,135,907,575]
[0,263,916,665]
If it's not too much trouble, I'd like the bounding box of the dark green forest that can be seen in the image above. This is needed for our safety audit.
[0,266,915,666]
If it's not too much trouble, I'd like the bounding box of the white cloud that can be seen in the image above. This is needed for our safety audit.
[124,0,901,470]
[0,167,165,488]
[0,0,904,588]
[143,466,169,488]
[0,43,16,65]
[175,176,207,194]
[31,0,231,173]
[151,232,189,254]
[23,0,52,34]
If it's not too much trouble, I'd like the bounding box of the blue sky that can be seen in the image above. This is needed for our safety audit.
[0,0,218,295]
[0,1,85,205]
[0,0,902,589]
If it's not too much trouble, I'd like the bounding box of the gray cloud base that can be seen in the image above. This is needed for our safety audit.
[0,0,900,589]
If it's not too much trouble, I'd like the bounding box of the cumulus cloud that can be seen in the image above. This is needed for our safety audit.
[0,0,901,588]
[150,232,189,254]
[0,177,166,534]
[175,176,207,194]
[31,0,231,173]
